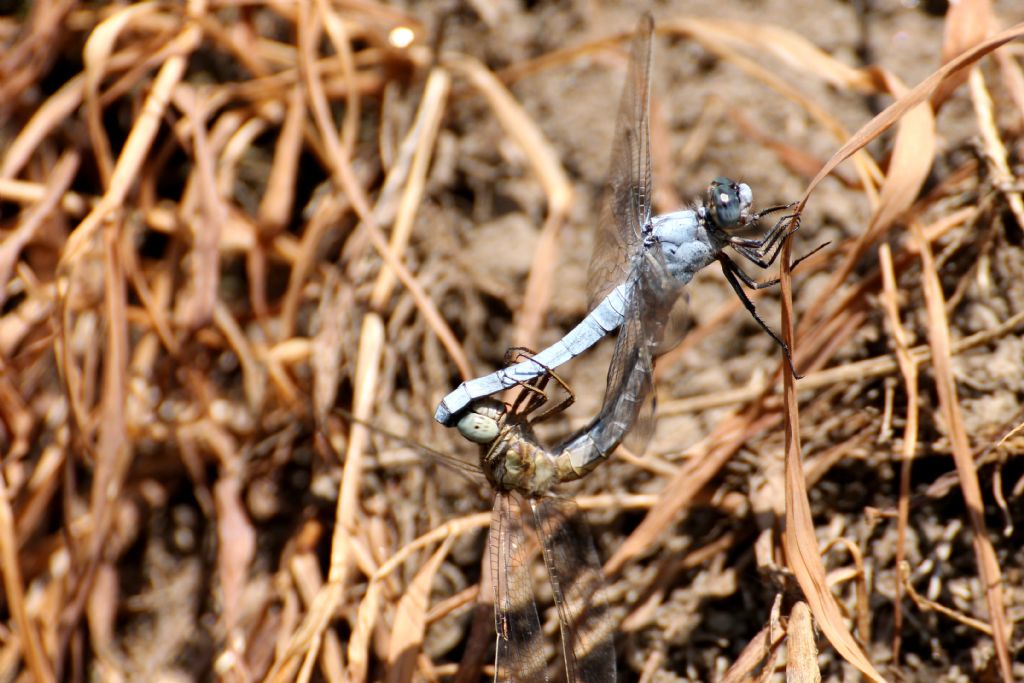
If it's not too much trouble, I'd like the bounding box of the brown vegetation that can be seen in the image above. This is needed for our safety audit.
[0,1,1022,681]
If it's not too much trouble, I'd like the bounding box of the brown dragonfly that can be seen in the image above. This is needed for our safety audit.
[447,349,645,682]
[349,347,643,680]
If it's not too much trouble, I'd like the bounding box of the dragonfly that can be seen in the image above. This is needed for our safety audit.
[353,349,637,681]
[436,14,804,438]
[452,352,628,683]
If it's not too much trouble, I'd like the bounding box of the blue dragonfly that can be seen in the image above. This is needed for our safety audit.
[436,14,804,447]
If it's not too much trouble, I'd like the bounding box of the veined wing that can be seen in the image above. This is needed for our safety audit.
[587,13,655,311]
[336,407,487,485]
[530,496,616,683]
[599,240,683,456]
[653,292,692,358]
[492,493,548,683]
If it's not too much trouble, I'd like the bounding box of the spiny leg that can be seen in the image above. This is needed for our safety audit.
[519,360,576,424]
[727,240,831,291]
[504,346,537,366]
[504,347,550,417]
[781,239,831,275]
[729,203,798,252]
[717,236,828,377]
[753,201,798,220]
[718,254,801,379]
[507,348,573,417]
[502,347,576,422]
[730,214,801,268]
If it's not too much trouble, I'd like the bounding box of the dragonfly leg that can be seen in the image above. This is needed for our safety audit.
[760,214,801,261]
[728,260,783,291]
[727,239,833,291]
[752,200,799,219]
[718,254,802,379]
[789,240,831,269]
[505,351,551,417]
[729,222,794,269]
[501,348,577,422]
[530,367,576,424]
[730,214,801,267]
[504,346,538,365]
[510,379,547,418]
[730,208,797,251]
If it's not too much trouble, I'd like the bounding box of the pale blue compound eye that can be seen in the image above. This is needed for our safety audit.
[457,412,499,444]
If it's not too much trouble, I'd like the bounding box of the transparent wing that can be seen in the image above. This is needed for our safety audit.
[587,14,655,310]
[413,440,487,486]
[530,496,616,683]
[335,407,487,486]
[492,493,548,683]
[600,245,684,455]
[654,291,692,357]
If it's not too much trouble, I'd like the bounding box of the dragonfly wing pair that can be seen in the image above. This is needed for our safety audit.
[492,493,548,683]
[587,13,653,309]
[588,14,686,455]
[531,496,616,682]
[492,493,616,682]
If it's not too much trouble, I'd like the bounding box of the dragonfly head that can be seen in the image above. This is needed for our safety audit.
[455,399,505,444]
[707,177,753,230]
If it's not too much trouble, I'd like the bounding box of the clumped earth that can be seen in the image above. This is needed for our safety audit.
[0,1,1022,681]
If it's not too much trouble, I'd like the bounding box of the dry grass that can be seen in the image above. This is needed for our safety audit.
[0,1,1022,682]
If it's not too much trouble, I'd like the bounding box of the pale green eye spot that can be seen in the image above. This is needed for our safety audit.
[457,413,499,444]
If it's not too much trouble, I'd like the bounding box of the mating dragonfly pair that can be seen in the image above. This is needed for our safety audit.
[437,13,805,683]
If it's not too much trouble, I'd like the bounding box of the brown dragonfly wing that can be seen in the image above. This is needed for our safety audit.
[492,492,549,683]
[529,496,616,683]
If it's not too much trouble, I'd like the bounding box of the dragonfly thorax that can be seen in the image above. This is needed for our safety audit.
[651,209,721,286]
[457,399,558,496]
